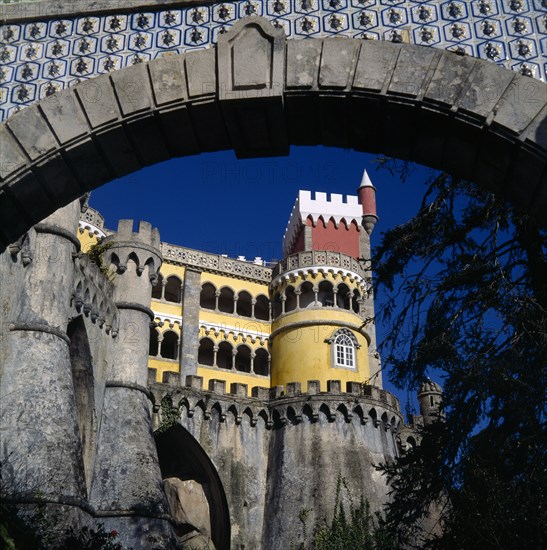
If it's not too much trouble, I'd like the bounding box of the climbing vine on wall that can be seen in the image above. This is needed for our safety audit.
[85,240,114,280]
[156,393,181,434]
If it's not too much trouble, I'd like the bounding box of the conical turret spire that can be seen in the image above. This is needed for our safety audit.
[357,168,378,235]
[358,169,374,189]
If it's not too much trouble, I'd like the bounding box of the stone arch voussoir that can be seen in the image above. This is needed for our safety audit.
[1,16,545,249]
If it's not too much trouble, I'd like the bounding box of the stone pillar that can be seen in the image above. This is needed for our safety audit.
[0,200,89,525]
[304,225,313,251]
[179,268,201,382]
[88,220,175,548]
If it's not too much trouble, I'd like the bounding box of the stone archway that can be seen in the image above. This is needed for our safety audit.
[0,16,545,248]
[156,424,231,549]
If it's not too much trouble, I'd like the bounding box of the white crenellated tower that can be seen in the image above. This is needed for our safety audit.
[270,169,382,391]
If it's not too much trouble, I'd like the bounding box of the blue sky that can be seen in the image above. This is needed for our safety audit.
[91,146,429,258]
[90,146,433,407]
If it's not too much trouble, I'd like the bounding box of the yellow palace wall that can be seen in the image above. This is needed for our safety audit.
[270,308,370,392]
[149,266,272,395]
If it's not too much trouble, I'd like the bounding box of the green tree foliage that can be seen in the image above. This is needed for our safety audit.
[373,164,546,549]
[0,498,122,549]
[1,464,122,550]
[293,474,397,550]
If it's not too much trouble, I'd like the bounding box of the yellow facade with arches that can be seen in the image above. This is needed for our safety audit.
[148,256,273,395]
[78,180,381,397]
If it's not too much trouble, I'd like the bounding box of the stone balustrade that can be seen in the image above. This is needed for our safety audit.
[271,250,368,282]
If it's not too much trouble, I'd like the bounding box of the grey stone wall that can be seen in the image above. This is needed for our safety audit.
[0,200,90,528]
[151,376,402,549]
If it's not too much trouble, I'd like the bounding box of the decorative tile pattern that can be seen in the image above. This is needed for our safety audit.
[0,1,546,121]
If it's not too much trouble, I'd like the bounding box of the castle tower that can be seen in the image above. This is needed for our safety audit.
[270,169,381,391]
[263,174,400,547]
[88,220,175,548]
[418,380,444,426]
[0,200,88,527]
[357,170,381,386]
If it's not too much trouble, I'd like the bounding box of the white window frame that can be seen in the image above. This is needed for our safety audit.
[327,328,360,370]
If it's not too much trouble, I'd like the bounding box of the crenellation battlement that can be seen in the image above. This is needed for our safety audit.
[299,190,360,209]
[149,372,401,410]
[149,373,403,431]
[115,219,161,249]
[282,190,365,257]
[102,219,162,283]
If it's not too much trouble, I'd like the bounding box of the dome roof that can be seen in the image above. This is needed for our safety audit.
[419,379,443,394]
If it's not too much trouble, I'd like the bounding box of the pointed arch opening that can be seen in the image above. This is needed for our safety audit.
[156,424,231,550]
[235,345,251,373]
[217,341,233,370]
[285,285,297,313]
[254,348,270,376]
[236,291,252,317]
[299,281,315,309]
[254,295,270,321]
[67,316,96,491]
[151,273,163,300]
[318,280,334,307]
[218,287,235,314]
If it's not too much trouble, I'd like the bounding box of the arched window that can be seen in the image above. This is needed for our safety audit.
[406,436,417,450]
[235,345,251,373]
[198,338,214,366]
[272,293,283,319]
[318,281,334,307]
[218,287,235,314]
[149,327,159,356]
[164,276,182,303]
[236,291,252,317]
[329,329,359,370]
[254,295,270,321]
[285,286,297,313]
[217,341,233,370]
[299,281,315,308]
[200,283,217,310]
[151,274,163,299]
[336,283,351,310]
[161,331,179,360]
[254,348,269,376]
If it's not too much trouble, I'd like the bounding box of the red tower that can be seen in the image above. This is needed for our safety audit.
[282,169,378,260]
